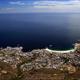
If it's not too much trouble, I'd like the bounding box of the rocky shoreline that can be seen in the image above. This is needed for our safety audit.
[0,42,80,80]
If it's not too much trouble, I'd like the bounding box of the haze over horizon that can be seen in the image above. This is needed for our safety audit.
[0,0,80,13]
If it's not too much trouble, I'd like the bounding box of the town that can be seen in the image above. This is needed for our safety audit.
[0,42,80,80]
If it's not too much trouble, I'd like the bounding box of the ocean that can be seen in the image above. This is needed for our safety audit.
[0,13,80,51]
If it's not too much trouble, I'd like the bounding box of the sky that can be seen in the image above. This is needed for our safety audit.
[0,0,80,13]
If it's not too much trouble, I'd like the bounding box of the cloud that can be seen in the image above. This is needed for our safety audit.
[33,0,80,8]
[33,0,80,7]
[32,0,80,12]
[1,0,80,13]
[9,1,25,6]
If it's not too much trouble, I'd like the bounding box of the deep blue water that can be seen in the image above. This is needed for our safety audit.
[0,13,80,51]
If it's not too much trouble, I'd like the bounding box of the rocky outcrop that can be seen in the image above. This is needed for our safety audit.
[0,43,80,80]
[0,46,80,72]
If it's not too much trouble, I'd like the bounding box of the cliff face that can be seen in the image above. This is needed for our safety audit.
[0,44,80,80]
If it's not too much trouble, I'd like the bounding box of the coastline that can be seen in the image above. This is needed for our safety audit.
[0,46,75,53]
[45,48,75,53]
